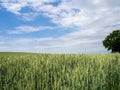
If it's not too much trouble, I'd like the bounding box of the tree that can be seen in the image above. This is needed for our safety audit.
[103,30,120,53]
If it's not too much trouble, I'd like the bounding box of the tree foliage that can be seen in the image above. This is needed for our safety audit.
[103,30,120,53]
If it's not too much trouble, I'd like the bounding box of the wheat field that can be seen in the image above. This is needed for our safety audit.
[0,52,120,90]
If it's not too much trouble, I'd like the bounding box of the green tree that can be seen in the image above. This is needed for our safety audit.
[103,30,120,53]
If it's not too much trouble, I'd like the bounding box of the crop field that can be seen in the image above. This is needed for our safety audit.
[0,52,120,90]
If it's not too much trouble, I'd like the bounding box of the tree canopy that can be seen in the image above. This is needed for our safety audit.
[103,30,120,53]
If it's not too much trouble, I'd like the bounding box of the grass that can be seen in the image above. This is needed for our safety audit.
[0,52,120,90]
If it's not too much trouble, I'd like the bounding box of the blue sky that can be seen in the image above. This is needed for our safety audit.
[0,0,120,53]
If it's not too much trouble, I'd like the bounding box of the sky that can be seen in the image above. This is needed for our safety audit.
[0,0,120,54]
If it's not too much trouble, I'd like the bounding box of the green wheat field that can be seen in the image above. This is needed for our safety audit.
[0,52,120,90]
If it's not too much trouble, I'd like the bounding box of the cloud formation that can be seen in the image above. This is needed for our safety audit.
[1,0,120,28]
[8,25,55,34]
[0,0,120,53]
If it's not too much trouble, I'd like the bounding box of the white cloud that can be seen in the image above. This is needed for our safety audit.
[0,0,57,12]
[0,28,108,53]
[0,37,4,44]
[21,12,39,21]
[4,22,119,53]
[0,0,120,53]
[0,1,26,15]
[8,25,55,34]
[1,0,120,27]
[0,41,4,44]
